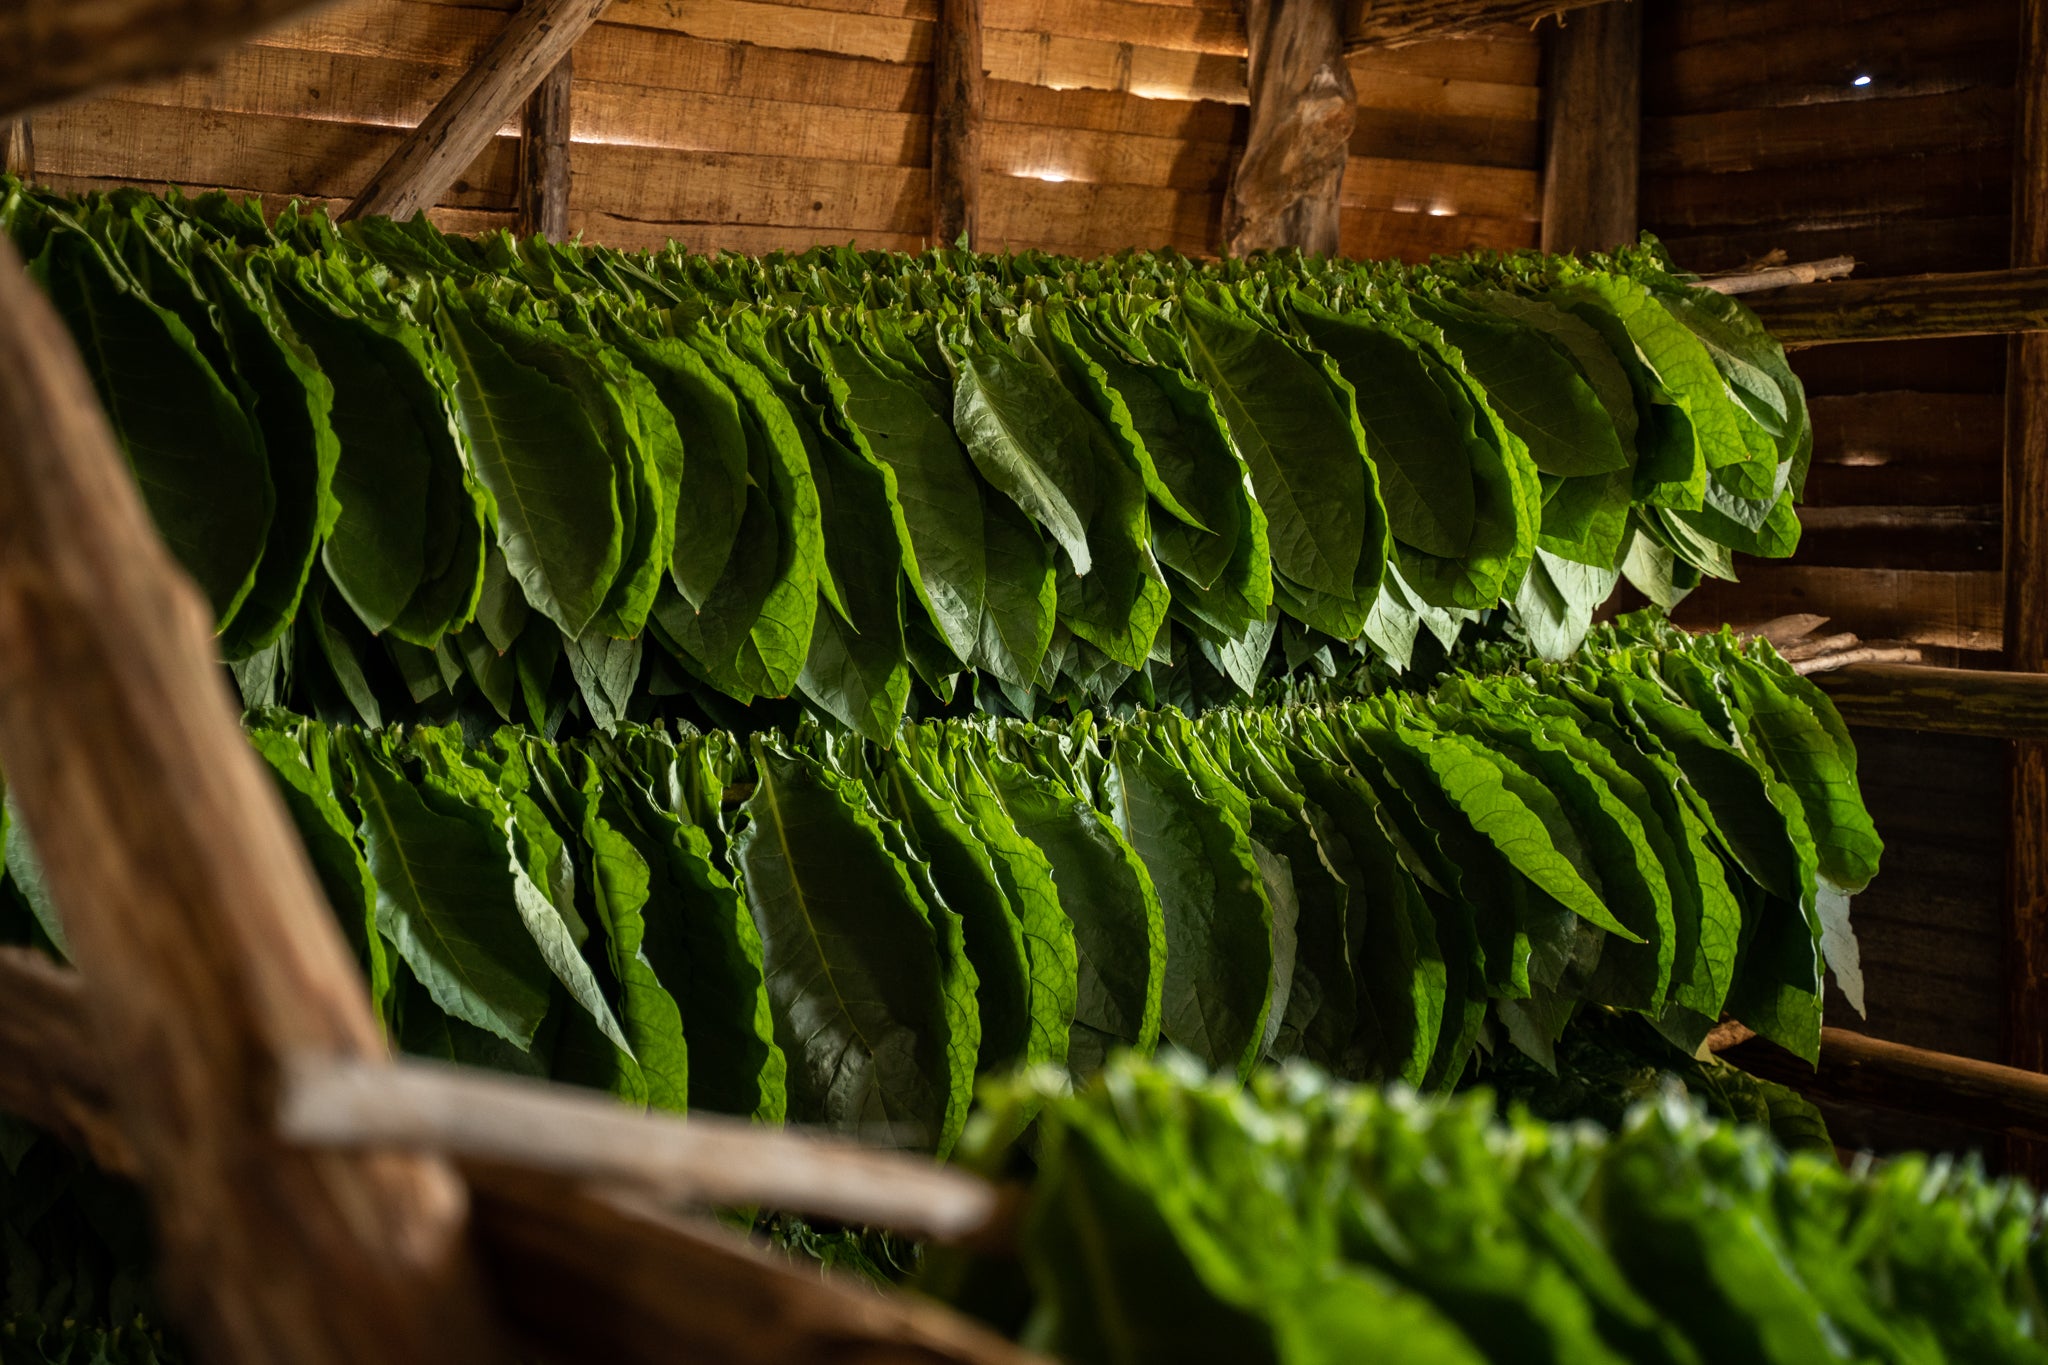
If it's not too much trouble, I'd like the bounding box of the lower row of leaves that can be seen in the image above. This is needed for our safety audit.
[930,1054,2048,1365]
[1,623,1877,1156]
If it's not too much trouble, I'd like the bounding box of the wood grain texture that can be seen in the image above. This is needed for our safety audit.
[1539,0,1639,254]
[2008,0,2048,1185]
[1815,663,2048,739]
[1744,267,2048,347]
[0,946,134,1177]
[1725,1027,2048,1143]
[1345,0,1615,49]
[2,118,29,178]
[0,234,501,1364]
[1226,0,1354,254]
[1674,566,2004,652]
[517,53,574,240]
[469,1168,1045,1365]
[345,0,613,222]
[0,0,336,118]
[933,0,985,245]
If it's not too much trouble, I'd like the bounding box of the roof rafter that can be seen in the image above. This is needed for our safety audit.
[1344,0,1623,51]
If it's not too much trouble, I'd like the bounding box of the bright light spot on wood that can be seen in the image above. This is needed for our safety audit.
[1428,206,1454,217]
[1853,75,1873,87]
[1024,170,1072,183]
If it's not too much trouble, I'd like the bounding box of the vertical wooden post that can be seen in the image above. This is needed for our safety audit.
[517,55,574,241]
[0,236,504,1365]
[2007,0,2048,1184]
[931,0,983,247]
[2,117,31,179]
[1224,0,1354,256]
[1539,0,1640,255]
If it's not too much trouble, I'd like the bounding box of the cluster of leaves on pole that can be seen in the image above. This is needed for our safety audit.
[2,619,1877,1154]
[929,1053,2048,1365]
[1,180,1807,741]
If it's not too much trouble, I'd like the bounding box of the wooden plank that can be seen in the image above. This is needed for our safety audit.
[568,211,927,253]
[1809,392,2005,464]
[516,55,573,241]
[1224,0,1354,254]
[1341,156,1536,219]
[1724,1027,2048,1144]
[1351,66,1538,119]
[1539,0,1639,255]
[0,0,335,119]
[1344,0,1614,50]
[1744,267,2048,347]
[1659,216,2013,280]
[572,141,932,235]
[2008,0,2048,1183]
[1646,0,2006,53]
[982,176,1222,254]
[1814,662,2048,739]
[1673,566,2003,652]
[1338,204,1535,260]
[345,0,614,222]
[1642,148,2012,234]
[1349,106,1539,169]
[986,77,1240,141]
[985,122,1233,190]
[0,227,501,1364]
[983,28,1247,102]
[1792,504,2000,573]
[1794,338,2008,397]
[933,0,986,244]
[35,100,517,210]
[1643,87,2013,177]
[985,0,1246,54]
[2,118,30,178]
[1347,31,1539,87]
[1648,2,2014,117]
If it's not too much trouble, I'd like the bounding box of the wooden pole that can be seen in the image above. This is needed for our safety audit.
[344,0,612,224]
[1724,1026,2048,1145]
[1225,0,1355,256]
[931,0,984,247]
[0,235,502,1365]
[516,54,575,242]
[0,946,134,1176]
[1814,662,2048,740]
[1539,1,1640,256]
[1346,0,1619,49]
[2007,0,2048,1183]
[0,0,334,119]
[2,117,32,179]
[1744,266,2048,346]
[1698,255,1857,295]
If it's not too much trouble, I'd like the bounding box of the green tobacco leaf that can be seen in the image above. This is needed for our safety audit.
[948,320,1098,573]
[435,284,622,637]
[342,733,552,1048]
[735,739,955,1148]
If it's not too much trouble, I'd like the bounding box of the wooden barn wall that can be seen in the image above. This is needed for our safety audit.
[23,0,1538,261]
[1642,0,2021,1151]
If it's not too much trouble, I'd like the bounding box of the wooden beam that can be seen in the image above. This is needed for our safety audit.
[1698,255,1857,296]
[1813,662,2048,739]
[0,0,333,121]
[1724,1027,2048,1144]
[470,1169,1044,1365]
[1743,266,2048,347]
[1346,0,1618,50]
[1539,1,1639,256]
[1226,0,1355,256]
[0,234,502,1365]
[931,0,984,247]
[2,117,31,179]
[0,946,134,1177]
[516,55,574,242]
[280,1056,1004,1245]
[343,0,612,224]
[2008,0,2048,1184]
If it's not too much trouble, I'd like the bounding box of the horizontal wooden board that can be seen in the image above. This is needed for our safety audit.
[1643,147,2012,234]
[574,140,931,235]
[1644,0,2011,53]
[985,122,1231,191]
[1803,391,2004,509]
[1643,87,2013,177]
[1351,66,1539,120]
[35,98,516,208]
[1339,206,1535,261]
[985,0,1246,54]
[980,175,1223,255]
[1659,216,2013,280]
[1674,565,2003,651]
[1792,504,2001,572]
[983,27,1246,102]
[1646,2,2016,117]
[1347,31,1539,87]
[1349,105,1539,169]
[1793,337,2008,397]
[1341,156,1537,220]
[567,210,926,254]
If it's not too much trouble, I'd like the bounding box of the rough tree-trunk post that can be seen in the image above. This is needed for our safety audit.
[0,235,503,1365]
[1226,0,1355,256]
[1539,1,1640,255]
[345,0,613,223]
[517,55,575,241]
[931,0,984,246]
[2,118,32,179]
[2008,0,2048,1184]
